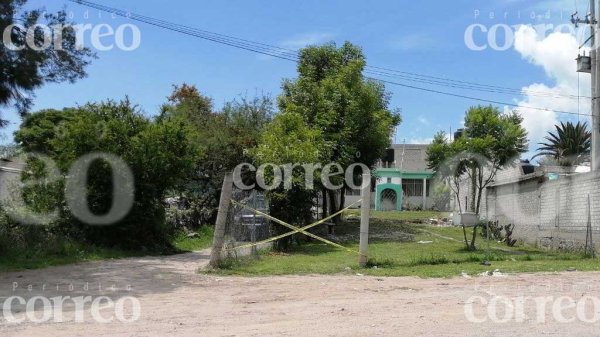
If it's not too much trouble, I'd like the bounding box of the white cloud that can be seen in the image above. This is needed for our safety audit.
[513,25,591,157]
[408,137,434,145]
[257,33,335,61]
[417,116,429,125]
[388,33,437,52]
[280,33,335,49]
[407,132,452,145]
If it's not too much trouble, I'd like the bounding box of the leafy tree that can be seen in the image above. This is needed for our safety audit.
[161,84,213,124]
[160,84,274,225]
[251,42,400,250]
[426,105,527,250]
[222,94,274,139]
[13,108,76,154]
[0,0,95,125]
[252,112,324,250]
[14,100,199,249]
[533,121,591,166]
[277,42,401,220]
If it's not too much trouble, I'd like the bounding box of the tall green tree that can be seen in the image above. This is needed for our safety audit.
[277,42,401,219]
[160,84,274,225]
[426,105,527,250]
[14,100,200,248]
[1,0,95,125]
[533,121,591,166]
[252,112,324,250]
[13,108,76,154]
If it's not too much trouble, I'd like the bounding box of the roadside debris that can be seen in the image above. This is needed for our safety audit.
[478,269,505,277]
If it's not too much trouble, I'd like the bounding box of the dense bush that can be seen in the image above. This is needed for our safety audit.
[12,100,199,249]
[159,85,274,227]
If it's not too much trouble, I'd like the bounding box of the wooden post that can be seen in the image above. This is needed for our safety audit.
[359,173,371,267]
[209,172,234,268]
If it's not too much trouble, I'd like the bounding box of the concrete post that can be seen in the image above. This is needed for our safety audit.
[359,173,372,267]
[593,48,600,170]
[422,178,427,209]
[209,172,234,268]
[592,0,600,171]
[399,177,403,211]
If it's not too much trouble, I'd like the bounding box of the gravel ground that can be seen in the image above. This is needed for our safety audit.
[1,250,600,336]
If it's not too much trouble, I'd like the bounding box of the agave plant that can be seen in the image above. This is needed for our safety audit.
[533,121,591,166]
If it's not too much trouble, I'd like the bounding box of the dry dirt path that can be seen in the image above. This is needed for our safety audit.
[1,249,600,336]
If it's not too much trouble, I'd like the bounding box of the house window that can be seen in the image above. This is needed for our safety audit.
[346,188,361,196]
[387,177,392,184]
[402,179,430,197]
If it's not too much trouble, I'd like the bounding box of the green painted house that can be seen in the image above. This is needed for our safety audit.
[345,144,435,211]
[374,168,434,211]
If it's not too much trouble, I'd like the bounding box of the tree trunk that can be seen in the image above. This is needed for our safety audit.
[476,187,484,215]
[468,166,479,251]
[475,166,485,215]
[469,226,478,251]
[337,186,346,223]
[328,190,339,224]
[321,188,328,220]
[462,225,470,250]
[470,166,477,212]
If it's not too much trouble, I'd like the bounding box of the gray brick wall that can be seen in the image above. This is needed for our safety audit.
[390,144,432,172]
[484,171,600,250]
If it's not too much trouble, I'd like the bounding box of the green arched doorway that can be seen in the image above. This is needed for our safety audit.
[375,183,402,211]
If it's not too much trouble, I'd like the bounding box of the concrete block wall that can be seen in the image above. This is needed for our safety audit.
[403,196,434,210]
[484,171,600,250]
[344,192,376,209]
[485,178,541,244]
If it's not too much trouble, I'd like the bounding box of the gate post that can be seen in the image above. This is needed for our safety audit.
[359,172,371,267]
[209,172,234,268]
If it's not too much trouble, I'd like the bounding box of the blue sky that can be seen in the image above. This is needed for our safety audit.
[2,0,591,159]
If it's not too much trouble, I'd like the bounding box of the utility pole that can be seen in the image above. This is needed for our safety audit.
[593,0,600,171]
[573,1,599,170]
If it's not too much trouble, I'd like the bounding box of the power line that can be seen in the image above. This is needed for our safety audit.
[363,68,585,99]
[68,0,300,61]
[368,78,591,117]
[366,65,588,99]
[68,0,588,100]
[67,0,591,116]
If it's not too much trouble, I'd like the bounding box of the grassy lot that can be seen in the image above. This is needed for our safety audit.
[0,243,143,272]
[345,209,446,222]
[213,212,600,278]
[172,226,214,251]
[0,226,214,273]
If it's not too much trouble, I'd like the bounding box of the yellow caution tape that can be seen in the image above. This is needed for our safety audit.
[228,199,362,254]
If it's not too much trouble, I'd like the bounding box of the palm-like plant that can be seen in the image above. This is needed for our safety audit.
[533,121,591,166]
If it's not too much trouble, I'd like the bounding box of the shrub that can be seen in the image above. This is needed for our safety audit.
[13,100,200,249]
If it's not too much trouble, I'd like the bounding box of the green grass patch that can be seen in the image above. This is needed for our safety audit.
[345,210,447,222]
[0,242,144,273]
[0,226,214,273]
[211,211,600,278]
[172,226,214,252]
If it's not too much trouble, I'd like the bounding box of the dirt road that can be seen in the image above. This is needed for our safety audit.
[1,250,600,336]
